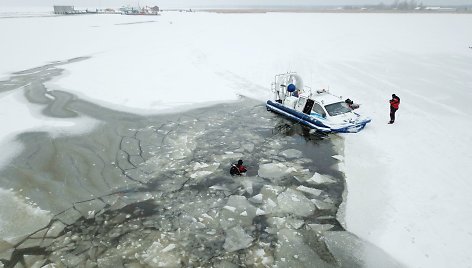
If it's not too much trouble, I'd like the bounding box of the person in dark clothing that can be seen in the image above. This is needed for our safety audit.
[230,159,247,176]
[389,94,400,124]
[345,98,359,110]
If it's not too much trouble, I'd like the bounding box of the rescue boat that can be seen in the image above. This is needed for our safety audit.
[266,72,371,133]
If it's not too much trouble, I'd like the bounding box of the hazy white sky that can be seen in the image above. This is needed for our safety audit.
[1,0,471,8]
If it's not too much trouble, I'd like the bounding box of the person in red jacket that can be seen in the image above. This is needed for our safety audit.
[389,94,400,124]
[230,159,247,176]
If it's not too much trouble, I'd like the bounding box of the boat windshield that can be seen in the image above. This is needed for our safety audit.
[324,102,352,116]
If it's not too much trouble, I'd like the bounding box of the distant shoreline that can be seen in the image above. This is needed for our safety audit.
[192,8,472,14]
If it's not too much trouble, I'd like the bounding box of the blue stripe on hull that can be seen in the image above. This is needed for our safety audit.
[266,100,331,133]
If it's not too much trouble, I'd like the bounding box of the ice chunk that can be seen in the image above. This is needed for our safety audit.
[201,213,213,220]
[267,217,304,230]
[189,162,219,175]
[161,243,176,253]
[256,208,266,216]
[277,189,315,217]
[279,149,303,159]
[259,198,278,216]
[240,179,253,195]
[293,176,304,183]
[258,163,292,179]
[307,223,334,233]
[140,241,181,267]
[242,143,255,152]
[56,208,82,225]
[259,185,284,200]
[45,221,66,238]
[190,170,213,179]
[248,193,263,204]
[257,186,283,214]
[306,172,336,185]
[245,247,274,267]
[223,206,236,212]
[324,197,334,203]
[274,228,328,267]
[296,185,322,197]
[267,216,287,230]
[223,226,253,252]
[209,185,229,191]
[219,195,257,229]
[74,199,106,219]
[193,162,209,170]
[287,218,305,229]
[287,167,298,173]
[97,255,124,267]
[189,162,220,179]
[311,199,335,211]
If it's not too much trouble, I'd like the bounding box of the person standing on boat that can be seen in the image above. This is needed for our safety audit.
[389,94,400,124]
[230,159,247,176]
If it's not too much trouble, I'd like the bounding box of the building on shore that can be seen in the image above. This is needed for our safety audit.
[120,5,159,15]
[53,5,84,14]
[54,5,120,15]
[424,6,457,12]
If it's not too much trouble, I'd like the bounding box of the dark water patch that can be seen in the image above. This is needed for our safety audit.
[0,57,94,119]
[45,90,79,117]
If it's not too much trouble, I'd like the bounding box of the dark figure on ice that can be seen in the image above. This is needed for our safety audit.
[230,159,247,176]
[345,98,359,110]
[389,94,400,124]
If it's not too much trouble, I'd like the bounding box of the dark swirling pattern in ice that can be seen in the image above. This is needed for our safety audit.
[0,59,403,268]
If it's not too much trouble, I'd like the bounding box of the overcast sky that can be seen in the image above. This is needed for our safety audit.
[1,0,471,8]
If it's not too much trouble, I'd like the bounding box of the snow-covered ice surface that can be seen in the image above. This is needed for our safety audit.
[1,10,472,267]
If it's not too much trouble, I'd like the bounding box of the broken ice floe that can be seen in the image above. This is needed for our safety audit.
[240,179,253,195]
[308,223,335,233]
[311,199,336,211]
[296,185,322,197]
[279,149,303,159]
[0,86,356,267]
[223,226,253,252]
[307,172,337,185]
[276,189,315,217]
[258,162,294,179]
[140,241,181,267]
